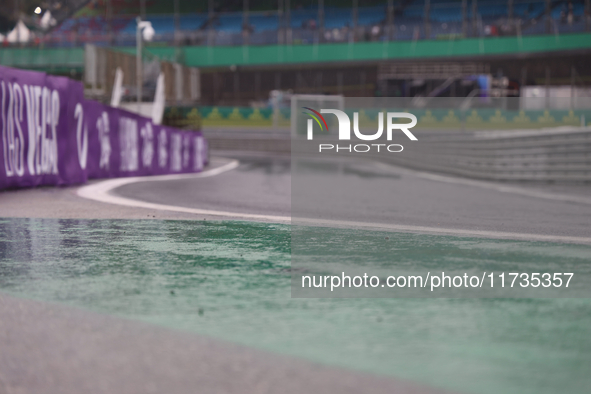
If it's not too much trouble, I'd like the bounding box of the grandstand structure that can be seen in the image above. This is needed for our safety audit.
[3,0,590,47]
[2,1,591,108]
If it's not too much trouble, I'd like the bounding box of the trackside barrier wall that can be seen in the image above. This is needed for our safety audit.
[0,65,208,190]
[381,128,591,182]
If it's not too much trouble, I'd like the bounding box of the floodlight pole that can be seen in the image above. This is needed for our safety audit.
[387,0,394,41]
[352,0,358,42]
[140,0,146,20]
[174,0,180,46]
[136,17,143,110]
[461,0,467,36]
[286,0,291,44]
[586,0,590,31]
[107,0,113,44]
[15,0,21,45]
[318,0,324,41]
[424,0,430,39]
[545,0,551,34]
[243,0,249,45]
[472,0,478,36]
[278,0,283,44]
[208,0,214,45]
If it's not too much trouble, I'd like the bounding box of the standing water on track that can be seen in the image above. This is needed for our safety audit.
[0,217,590,394]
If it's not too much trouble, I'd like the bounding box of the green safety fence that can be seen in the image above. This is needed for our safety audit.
[3,32,591,70]
[146,32,591,67]
[165,106,591,130]
[0,47,85,73]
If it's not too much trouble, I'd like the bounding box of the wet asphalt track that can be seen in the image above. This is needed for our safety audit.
[2,154,591,394]
[114,156,291,218]
[113,154,591,240]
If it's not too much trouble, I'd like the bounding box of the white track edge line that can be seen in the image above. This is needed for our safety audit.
[76,159,290,223]
[77,158,591,244]
[294,218,591,244]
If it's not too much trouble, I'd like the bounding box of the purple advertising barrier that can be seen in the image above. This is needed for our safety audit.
[0,66,87,189]
[1,65,209,191]
[0,66,41,189]
[84,102,208,179]
[83,99,118,180]
[46,74,87,186]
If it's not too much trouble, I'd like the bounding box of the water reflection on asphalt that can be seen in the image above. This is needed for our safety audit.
[0,217,590,394]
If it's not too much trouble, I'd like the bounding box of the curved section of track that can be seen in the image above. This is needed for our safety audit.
[78,158,290,223]
[78,155,591,244]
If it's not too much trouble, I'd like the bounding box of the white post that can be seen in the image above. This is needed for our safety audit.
[153,73,165,124]
[174,63,183,103]
[111,67,124,107]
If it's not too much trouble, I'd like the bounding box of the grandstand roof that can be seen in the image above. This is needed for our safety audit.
[0,0,90,33]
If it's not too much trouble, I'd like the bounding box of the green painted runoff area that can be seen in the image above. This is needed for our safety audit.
[0,217,590,394]
[2,33,591,71]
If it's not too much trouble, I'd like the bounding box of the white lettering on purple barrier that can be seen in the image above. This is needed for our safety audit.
[22,84,59,176]
[158,129,167,168]
[140,122,153,168]
[182,135,190,170]
[170,133,182,172]
[1,81,25,177]
[193,136,204,171]
[119,117,139,172]
[75,103,88,170]
[97,111,111,170]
